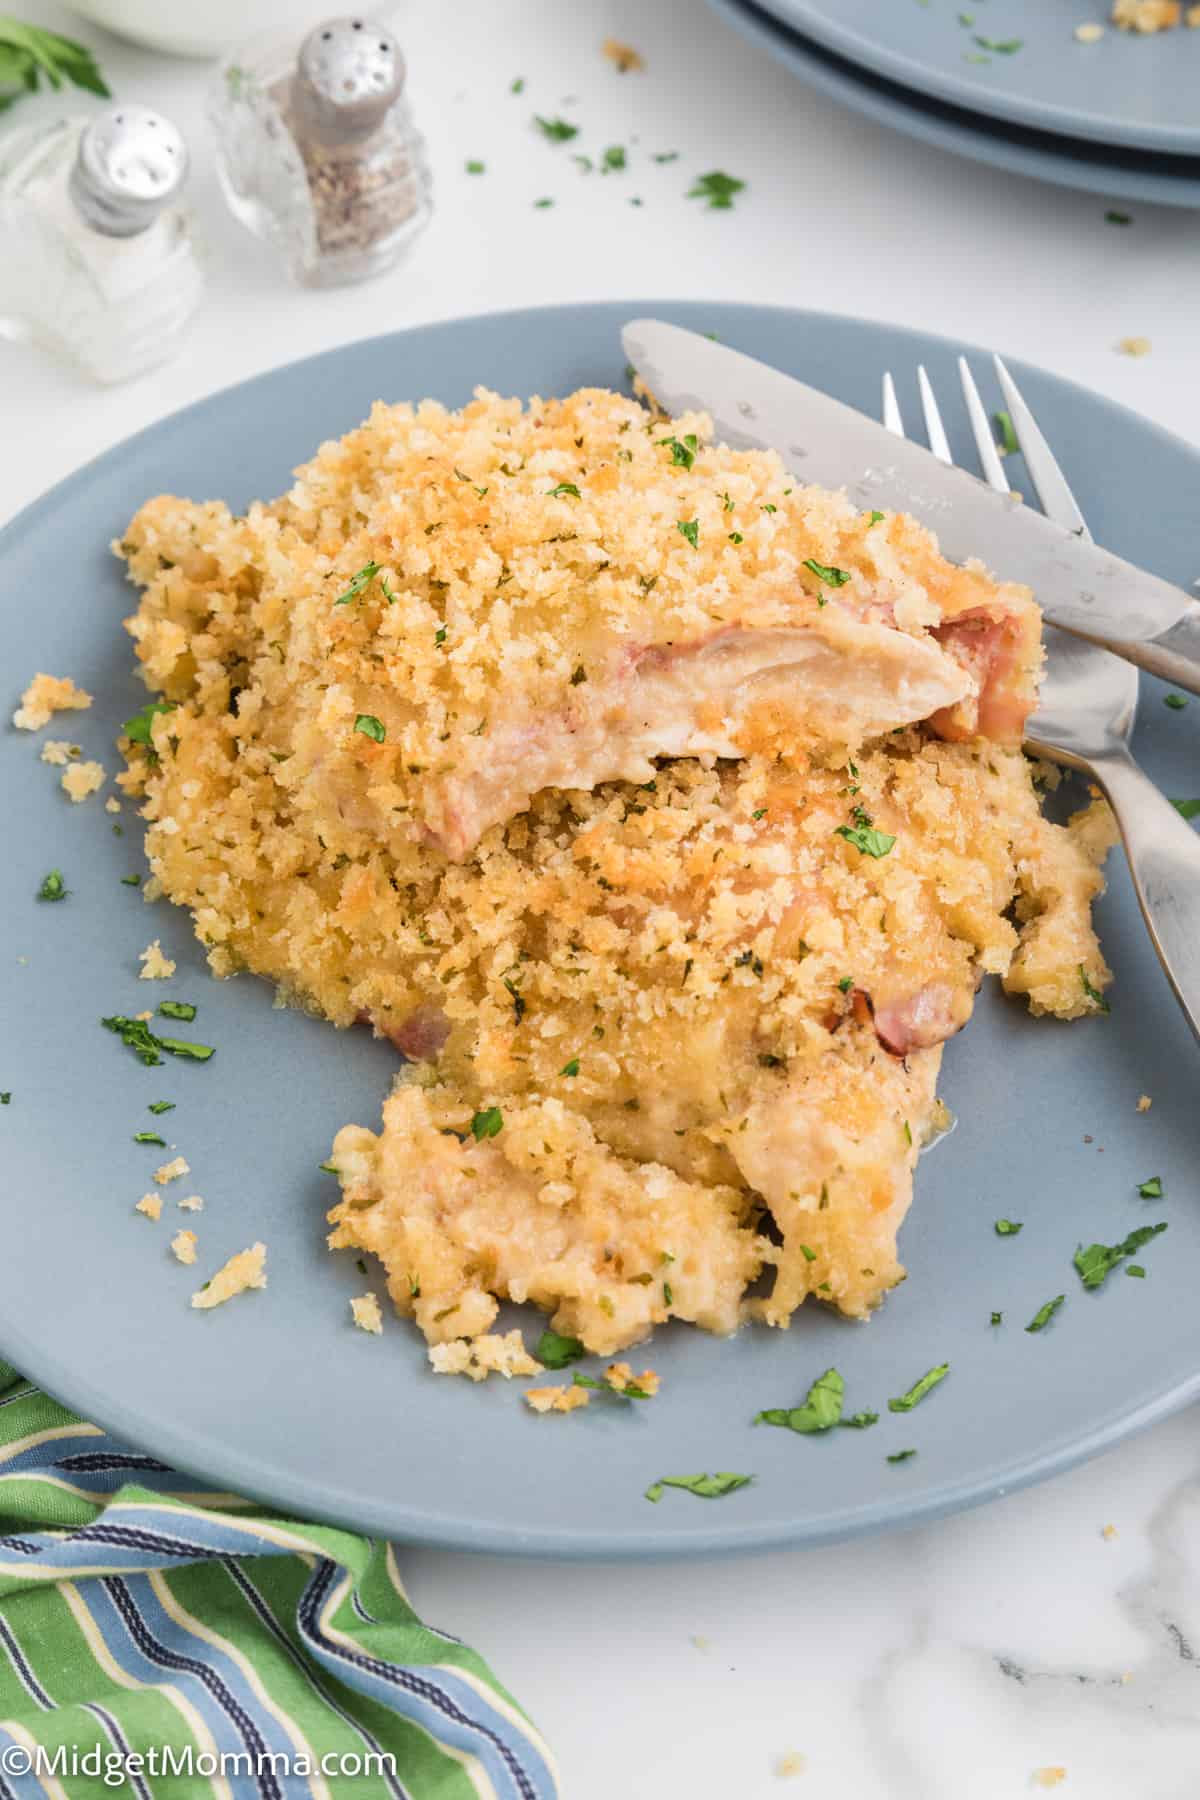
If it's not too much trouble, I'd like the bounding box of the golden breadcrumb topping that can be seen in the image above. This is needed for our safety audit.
[13,672,92,731]
[426,1329,542,1380]
[524,1385,591,1415]
[350,1293,383,1334]
[134,1193,162,1221]
[171,1229,198,1265]
[138,939,176,980]
[153,1155,189,1186]
[61,760,105,803]
[40,740,81,766]
[191,1243,267,1310]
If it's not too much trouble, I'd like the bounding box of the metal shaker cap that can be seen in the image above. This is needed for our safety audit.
[292,17,405,146]
[69,105,188,238]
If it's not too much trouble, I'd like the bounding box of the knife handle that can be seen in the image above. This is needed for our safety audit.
[1092,745,1200,1048]
[1088,599,1200,697]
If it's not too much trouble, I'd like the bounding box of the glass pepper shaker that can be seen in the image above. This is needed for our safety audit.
[210,15,432,288]
[0,105,202,385]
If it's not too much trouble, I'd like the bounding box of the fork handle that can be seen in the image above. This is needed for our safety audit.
[1091,600,1200,697]
[1089,746,1200,1046]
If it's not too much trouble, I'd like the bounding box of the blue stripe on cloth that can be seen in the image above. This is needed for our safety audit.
[223,1560,414,1800]
[297,1560,556,1800]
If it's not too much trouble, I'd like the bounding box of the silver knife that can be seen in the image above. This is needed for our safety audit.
[622,318,1200,694]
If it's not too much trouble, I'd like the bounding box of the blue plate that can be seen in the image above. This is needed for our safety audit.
[709,0,1200,210]
[759,0,1200,156]
[3,302,1199,1559]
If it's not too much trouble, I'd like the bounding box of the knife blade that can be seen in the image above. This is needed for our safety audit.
[622,319,1200,694]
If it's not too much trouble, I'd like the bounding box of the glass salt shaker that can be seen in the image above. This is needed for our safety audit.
[0,105,201,385]
[210,15,432,288]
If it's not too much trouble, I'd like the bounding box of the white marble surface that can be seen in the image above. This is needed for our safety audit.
[6,2,1200,1792]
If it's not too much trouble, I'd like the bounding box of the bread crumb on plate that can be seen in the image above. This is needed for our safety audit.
[138,939,176,980]
[134,1193,162,1221]
[191,1242,267,1309]
[177,1193,204,1212]
[154,1155,189,1185]
[1136,1094,1152,1113]
[775,1751,806,1778]
[13,673,92,731]
[524,1384,591,1414]
[351,1293,384,1334]
[1032,1770,1067,1790]
[61,760,105,803]
[427,1329,542,1381]
[171,1229,198,1265]
[1074,20,1105,38]
[40,740,80,766]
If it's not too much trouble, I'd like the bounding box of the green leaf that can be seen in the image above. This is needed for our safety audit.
[36,869,67,902]
[677,519,699,549]
[974,34,1023,51]
[1105,210,1132,226]
[1170,799,1200,821]
[842,1411,879,1429]
[990,1311,1003,1326]
[728,532,744,544]
[333,562,380,605]
[102,1015,213,1066]
[148,1101,174,1115]
[158,1001,196,1022]
[470,1106,503,1141]
[834,816,896,859]
[559,1057,580,1078]
[754,1366,844,1434]
[133,1131,167,1146]
[465,159,485,174]
[645,1472,752,1502]
[888,1363,949,1412]
[600,144,626,172]
[546,482,581,499]
[510,76,524,93]
[318,1160,338,1174]
[122,699,176,756]
[1073,1222,1167,1291]
[1164,693,1189,710]
[658,433,698,470]
[572,1370,653,1400]
[1137,1176,1163,1199]
[121,874,142,887]
[802,557,851,588]
[535,1329,585,1369]
[887,1449,917,1464]
[867,510,886,526]
[534,115,578,142]
[994,411,1019,455]
[0,20,109,104]
[1025,1294,1065,1333]
[1126,1264,1146,1278]
[686,170,745,210]
[354,714,386,743]
[994,1218,1023,1236]
[1079,965,1109,1013]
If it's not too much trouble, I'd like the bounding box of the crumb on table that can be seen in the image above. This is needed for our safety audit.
[775,1752,806,1779]
[61,760,105,803]
[602,37,644,70]
[1136,1094,1152,1113]
[1117,336,1152,357]
[1102,1522,1119,1540]
[1032,1770,1067,1790]
[13,673,92,731]
[191,1242,267,1310]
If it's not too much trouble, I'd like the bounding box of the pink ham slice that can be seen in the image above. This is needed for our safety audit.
[930,604,1040,746]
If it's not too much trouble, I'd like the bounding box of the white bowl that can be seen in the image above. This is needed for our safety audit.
[66,0,333,60]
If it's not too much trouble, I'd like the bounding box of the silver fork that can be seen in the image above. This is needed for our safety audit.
[883,357,1200,1046]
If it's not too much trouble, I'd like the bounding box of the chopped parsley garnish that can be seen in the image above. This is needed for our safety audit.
[994,411,1019,456]
[1127,1264,1146,1278]
[601,144,626,172]
[990,1311,1003,1326]
[534,115,578,142]
[133,1131,167,1146]
[652,151,679,162]
[318,1161,338,1174]
[802,558,851,588]
[867,510,886,525]
[645,1472,752,1502]
[148,1101,175,1114]
[465,159,485,174]
[536,1329,585,1369]
[333,562,380,605]
[1025,1294,1065,1333]
[1106,210,1132,226]
[559,1057,580,1078]
[572,1370,653,1400]
[122,699,176,757]
[102,1015,214,1066]
[158,1001,196,1022]
[470,1106,503,1141]
[1079,965,1109,1012]
[1170,799,1200,820]
[686,170,745,210]
[659,432,698,469]
[0,1094,9,1105]
[974,34,1023,52]
[533,197,555,209]
[1073,1221,1167,1290]
[887,1363,949,1412]
[434,627,447,646]
[728,531,744,544]
[755,1366,844,1434]
[751,808,767,820]
[510,76,524,93]
[994,1218,1023,1236]
[838,976,853,993]
[36,869,67,902]
[546,482,581,499]
[677,518,699,548]
[887,1449,917,1464]
[834,806,895,859]
[354,714,386,743]
[1137,1176,1163,1199]
[843,1411,879,1429]
[1164,693,1189,710]
[121,874,142,887]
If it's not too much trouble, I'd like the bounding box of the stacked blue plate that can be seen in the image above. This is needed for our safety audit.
[708,0,1200,208]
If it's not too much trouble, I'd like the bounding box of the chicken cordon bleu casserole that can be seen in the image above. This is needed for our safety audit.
[116,385,1115,1366]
